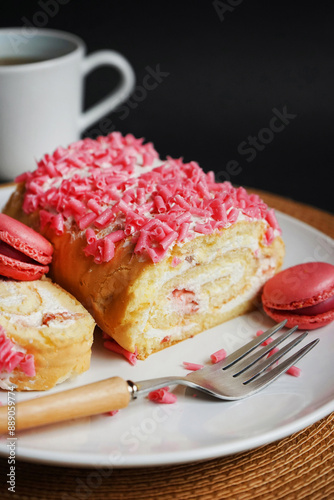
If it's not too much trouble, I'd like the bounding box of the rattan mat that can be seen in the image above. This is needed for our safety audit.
[0,189,333,500]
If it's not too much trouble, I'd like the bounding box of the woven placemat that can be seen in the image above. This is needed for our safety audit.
[0,189,333,500]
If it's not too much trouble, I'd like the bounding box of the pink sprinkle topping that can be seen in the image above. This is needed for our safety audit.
[18,132,280,264]
[267,346,280,358]
[210,348,227,364]
[183,361,204,371]
[107,410,119,416]
[256,330,274,346]
[148,387,177,404]
[286,366,301,377]
[171,257,182,267]
[0,326,36,377]
[103,337,138,366]
[261,337,274,346]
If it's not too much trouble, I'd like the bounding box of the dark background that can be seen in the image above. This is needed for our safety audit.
[2,1,333,213]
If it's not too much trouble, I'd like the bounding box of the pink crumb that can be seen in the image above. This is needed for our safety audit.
[148,387,177,404]
[267,346,279,358]
[286,366,301,377]
[107,410,119,416]
[183,361,204,371]
[256,330,274,346]
[103,338,138,366]
[160,335,171,344]
[210,348,227,364]
[171,257,182,267]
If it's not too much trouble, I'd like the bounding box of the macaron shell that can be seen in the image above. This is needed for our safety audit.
[0,255,49,281]
[262,262,334,309]
[0,214,53,265]
[263,303,334,330]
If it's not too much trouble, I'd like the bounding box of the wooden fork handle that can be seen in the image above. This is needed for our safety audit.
[0,376,130,433]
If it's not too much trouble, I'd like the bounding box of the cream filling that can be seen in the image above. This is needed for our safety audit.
[140,235,263,336]
[142,256,276,341]
[0,283,76,328]
[143,322,196,340]
[217,256,276,314]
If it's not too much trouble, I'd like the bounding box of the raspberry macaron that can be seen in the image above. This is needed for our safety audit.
[0,214,53,281]
[262,262,334,330]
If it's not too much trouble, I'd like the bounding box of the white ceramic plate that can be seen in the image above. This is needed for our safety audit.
[0,185,333,468]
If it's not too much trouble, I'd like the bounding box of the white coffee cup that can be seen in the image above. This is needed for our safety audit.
[0,28,135,180]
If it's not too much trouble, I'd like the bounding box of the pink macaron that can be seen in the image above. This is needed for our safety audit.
[262,262,334,330]
[0,214,53,281]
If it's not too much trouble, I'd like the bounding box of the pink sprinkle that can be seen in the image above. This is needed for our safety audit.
[256,330,274,346]
[107,410,119,416]
[266,209,280,230]
[105,229,125,243]
[148,387,177,404]
[160,231,178,250]
[264,227,275,245]
[171,257,182,267]
[146,245,169,263]
[158,185,172,201]
[178,222,190,242]
[78,212,96,230]
[154,195,166,213]
[183,361,204,371]
[267,347,279,358]
[68,198,86,216]
[104,338,138,366]
[286,366,301,377]
[19,354,36,377]
[87,198,102,214]
[227,208,239,224]
[85,228,96,244]
[0,327,36,377]
[210,348,227,364]
[94,208,113,228]
[194,222,212,234]
[51,213,64,235]
[134,230,149,254]
[102,237,115,262]
[262,337,274,346]
[39,209,53,230]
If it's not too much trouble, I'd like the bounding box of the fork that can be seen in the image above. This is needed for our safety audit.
[0,320,319,432]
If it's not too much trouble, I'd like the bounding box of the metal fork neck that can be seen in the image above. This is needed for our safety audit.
[127,376,186,399]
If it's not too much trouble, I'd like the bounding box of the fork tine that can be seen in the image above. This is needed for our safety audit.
[244,338,320,393]
[231,326,299,376]
[221,320,287,369]
[239,331,308,383]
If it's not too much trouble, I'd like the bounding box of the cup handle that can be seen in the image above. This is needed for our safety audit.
[79,50,135,133]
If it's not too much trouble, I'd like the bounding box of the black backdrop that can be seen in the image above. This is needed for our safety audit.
[2,1,334,213]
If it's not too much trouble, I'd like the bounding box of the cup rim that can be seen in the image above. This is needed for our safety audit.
[0,28,86,71]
